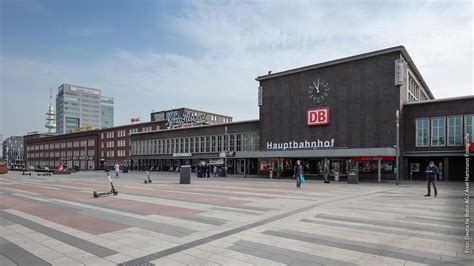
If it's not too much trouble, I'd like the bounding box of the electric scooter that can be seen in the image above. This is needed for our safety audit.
[22,168,31,175]
[93,170,118,198]
[144,169,152,184]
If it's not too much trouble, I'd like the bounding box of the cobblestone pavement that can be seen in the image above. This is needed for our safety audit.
[0,171,472,265]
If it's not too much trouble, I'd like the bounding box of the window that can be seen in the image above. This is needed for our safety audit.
[465,115,474,142]
[416,119,429,147]
[117,140,126,147]
[211,136,216,152]
[230,134,235,151]
[117,130,126,137]
[236,134,242,151]
[195,137,200,153]
[173,139,177,153]
[447,116,462,146]
[107,131,115,138]
[190,138,194,153]
[200,137,205,153]
[224,134,229,151]
[185,138,190,153]
[217,135,223,152]
[407,71,429,103]
[88,140,95,146]
[73,141,79,147]
[431,117,446,146]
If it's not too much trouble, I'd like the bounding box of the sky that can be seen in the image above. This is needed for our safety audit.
[1,0,473,138]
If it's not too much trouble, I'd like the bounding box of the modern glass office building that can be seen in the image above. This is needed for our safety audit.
[101,96,114,129]
[56,84,114,134]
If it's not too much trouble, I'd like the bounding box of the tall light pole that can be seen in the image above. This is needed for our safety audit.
[224,126,228,177]
[396,109,400,185]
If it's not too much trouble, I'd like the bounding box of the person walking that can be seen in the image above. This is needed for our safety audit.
[293,160,303,189]
[213,166,217,177]
[114,163,120,178]
[424,161,438,197]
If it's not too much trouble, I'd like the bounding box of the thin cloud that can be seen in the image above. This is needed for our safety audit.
[1,0,472,137]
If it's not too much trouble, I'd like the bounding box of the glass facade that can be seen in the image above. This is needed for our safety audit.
[431,117,446,146]
[447,116,462,146]
[415,118,429,147]
[101,96,114,128]
[407,72,430,103]
[132,131,259,156]
[56,84,102,134]
[465,115,474,142]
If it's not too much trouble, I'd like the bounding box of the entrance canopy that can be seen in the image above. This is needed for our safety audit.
[236,147,396,158]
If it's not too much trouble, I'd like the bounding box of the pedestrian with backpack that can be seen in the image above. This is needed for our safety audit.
[424,161,438,197]
[293,160,303,189]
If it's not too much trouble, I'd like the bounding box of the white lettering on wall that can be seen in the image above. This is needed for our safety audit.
[266,139,335,150]
[166,112,207,128]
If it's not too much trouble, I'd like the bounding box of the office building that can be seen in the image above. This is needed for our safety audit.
[2,136,24,168]
[101,96,114,128]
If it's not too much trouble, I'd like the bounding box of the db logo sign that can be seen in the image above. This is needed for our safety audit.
[307,107,329,126]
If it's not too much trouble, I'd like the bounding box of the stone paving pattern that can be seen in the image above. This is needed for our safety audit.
[0,171,472,265]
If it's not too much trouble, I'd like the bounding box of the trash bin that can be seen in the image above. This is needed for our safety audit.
[348,172,359,184]
[180,165,191,184]
[218,168,225,177]
[123,167,129,173]
[269,170,273,179]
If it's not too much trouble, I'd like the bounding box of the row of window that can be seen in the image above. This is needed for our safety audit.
[101,139,131,149]
[101,150,127,158]
[407,71,430,103]
[117,140,126,147]
[101,127,154,140]
[131,132,259,156]
[117,130,126,137]
[27,140,95,151]
[28,149,95,158]
[416,115,473,147]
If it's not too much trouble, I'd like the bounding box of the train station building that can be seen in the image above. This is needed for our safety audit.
[130,46,473,181]
[24,46,473,181]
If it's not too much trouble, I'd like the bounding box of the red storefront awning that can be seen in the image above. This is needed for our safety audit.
[352,156,395,161]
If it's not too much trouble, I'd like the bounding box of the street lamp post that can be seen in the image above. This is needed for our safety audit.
[224,126,228,177]
[396,109,400,185]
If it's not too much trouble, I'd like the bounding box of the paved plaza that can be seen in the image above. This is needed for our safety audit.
[0,171,472,265]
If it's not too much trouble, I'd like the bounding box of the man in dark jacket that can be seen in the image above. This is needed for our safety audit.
[293,160,303,189]
[424,161,438,197]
